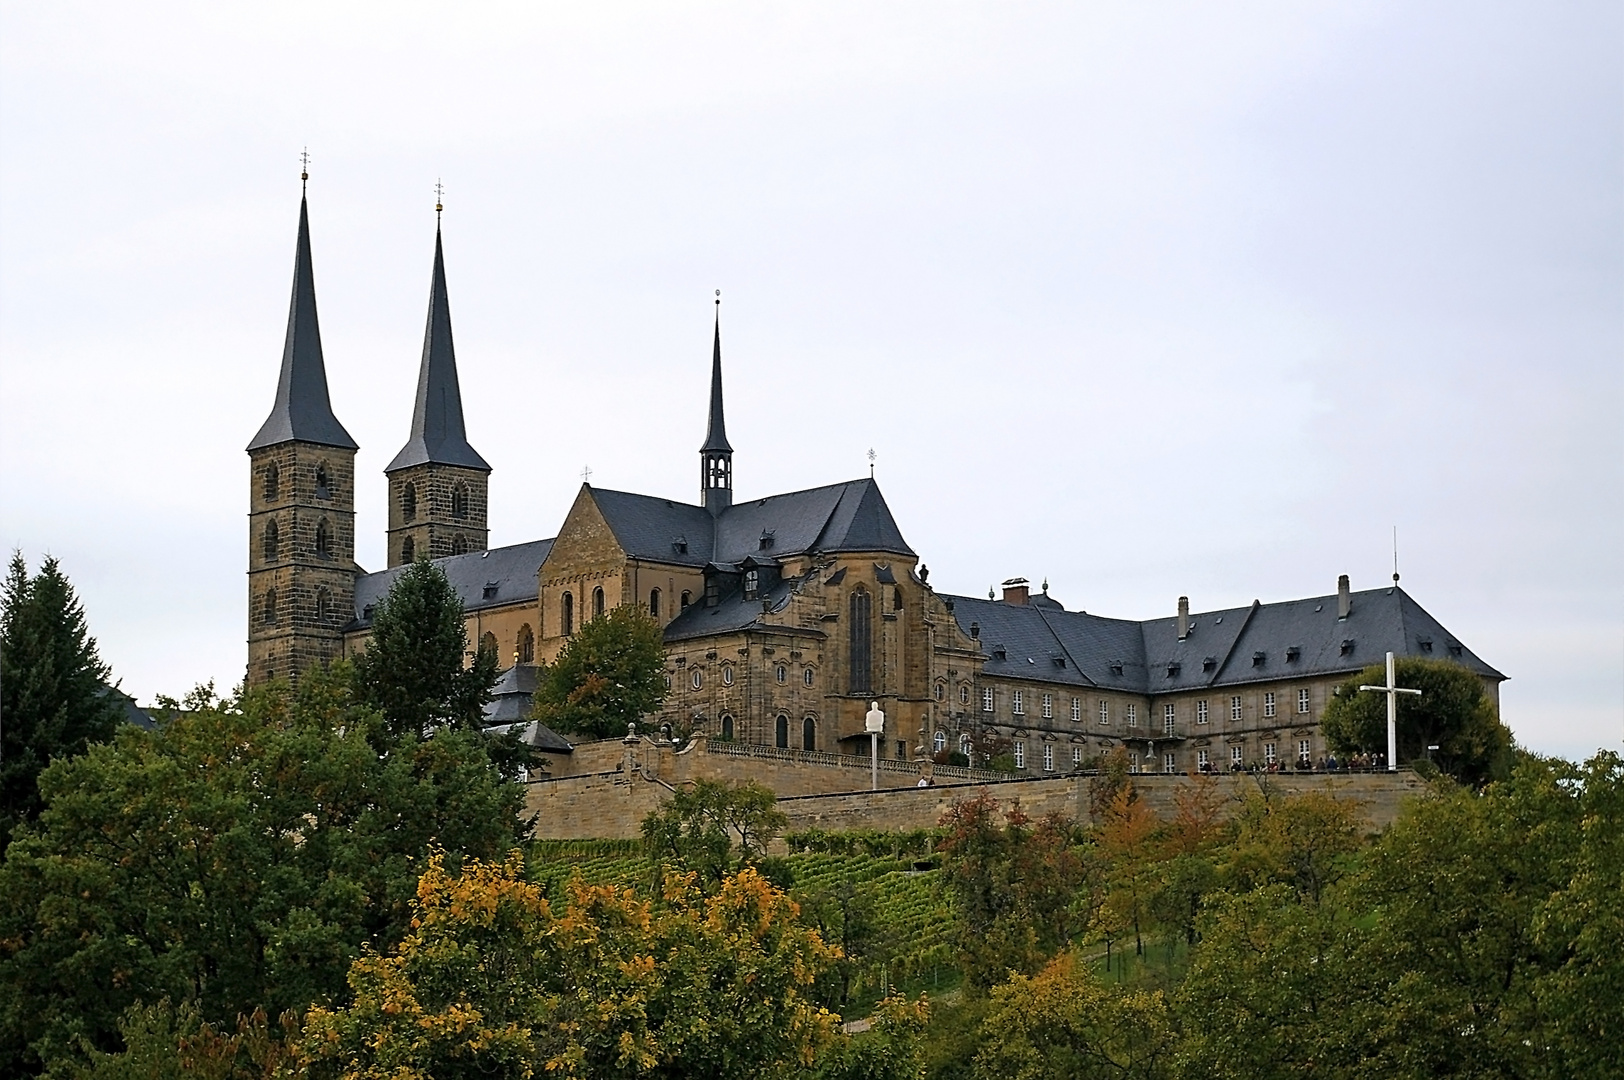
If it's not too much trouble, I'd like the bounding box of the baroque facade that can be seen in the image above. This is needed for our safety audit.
[248,188,1505,773]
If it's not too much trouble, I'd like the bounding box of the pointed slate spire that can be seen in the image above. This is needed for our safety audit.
[248,194,358,451]
[385,223,490,473]
[700,300,732,454]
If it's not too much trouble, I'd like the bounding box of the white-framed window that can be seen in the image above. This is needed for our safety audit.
[776,664,787,684]
[1197,749,1210,770]
[960,685,971,705]
[804,667,815,687]
[691,669,703,690]
[959,733,972,760]
[1298,688,1311,714]
[935,683,945,701]
[1072,745,1083,767]
[1126,704,1138,727]
[1042,693,1053,718]
[1042,743,1054,772]
[1163,752,1177,773]
[1231,744,1244,765]
[1299,739,1312,761]
[1197,700,1209,724]
[933,730,947,754]
[722,666,734,686]
[1231,695,1243,721]
[1265,742,1278,765]
[1129,752,1141,774]
[1013,741,1026,769]
[1264,691,1276,718]
[1163,703,1176,735]
[664,673,672,691]
[1012,689,1025,716]
[1071,697,1082,721]
[982,687,994,712]
[1099,700,1110,726]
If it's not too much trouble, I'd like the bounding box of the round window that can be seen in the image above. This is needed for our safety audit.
[722,666,734,687]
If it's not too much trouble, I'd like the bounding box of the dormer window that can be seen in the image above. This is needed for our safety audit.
[759,530,775,550]
[1166,662,1181,677]
[1418,636,1434,653]
[1341,639,1355,655]
[672,537,688,555]
[993,646,1007,661]
[1286,646,1301,663]
[1448,641,1463,657]
[705,578,720,607]
[483,582,499,600]
[1202,657,1216,672]
[1052,656,1067,668]
[969,621,980,640]
[743,569,759,600]
[1109,661,1124,676]
[1252,651,1266,667]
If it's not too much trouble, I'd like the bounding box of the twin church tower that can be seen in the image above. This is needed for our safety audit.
[244,182,733,685]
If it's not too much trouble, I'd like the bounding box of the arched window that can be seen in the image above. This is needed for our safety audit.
[263,462,280,502]
[315,463,330,497]
[649,588,661,618]
[803,667,815,687]
[262,588,278,625]
[262,519,279,562]
[893,586,903,611]
[776,664,787,684]
[402,536,416,563]
[933,730,947,754]
[481,631,497,658]
[314,518,331,558]
[451,534,468,556]
[848,588,872,694]
[593,587,605,618]
[691,669,703,690]
[959,684,971,705]
[516,624,534,664]
[959,733,973,761]
[803,716,816,752]
[776,714,789,749]
[720,714,734,740]
[315,587,330,624]
[722,666,734,686]
[451,483,469,519]
[680,590,692,609]
[935,683,945,701]
[561,592,574,637]
[402,482,418,522]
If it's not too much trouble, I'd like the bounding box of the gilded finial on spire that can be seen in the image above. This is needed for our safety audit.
[434,178,445,222]
[715,288,720,307]
[300,147,310,193]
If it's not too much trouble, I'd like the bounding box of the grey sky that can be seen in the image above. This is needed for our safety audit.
[2,2,1618,760]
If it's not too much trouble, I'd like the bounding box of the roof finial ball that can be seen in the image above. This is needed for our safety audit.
[715,288,721,307]
[434,178,445,222]
[300,147,310,193]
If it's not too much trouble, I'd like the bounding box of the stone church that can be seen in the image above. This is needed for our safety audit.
[247,189,1504,773]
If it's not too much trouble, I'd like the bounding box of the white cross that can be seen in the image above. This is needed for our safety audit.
[1359,651,1422,772]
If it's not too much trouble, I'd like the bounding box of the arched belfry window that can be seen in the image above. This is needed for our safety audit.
[262,519,279,562]
[776,714,789,749]
[315,463,330,498]
[649,588,661,618]
[315,587,331,624]
[452,483,469,520]
[401,536,416,563]
[314,518,332,558]
[803,716,816,752]
[561,592,574,637]
[402,482,417,523]
[263,462,280,502]
[451,534,468,556]
[593,587,605,618]
[848,588,872,694]
[517,624,535,664]
[262,588,278,626]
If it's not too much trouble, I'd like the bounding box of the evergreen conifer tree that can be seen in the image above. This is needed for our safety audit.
[351,556,497,741]
[0,551,123,848]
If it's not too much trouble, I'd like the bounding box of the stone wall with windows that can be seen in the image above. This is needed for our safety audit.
[385,462,489,568]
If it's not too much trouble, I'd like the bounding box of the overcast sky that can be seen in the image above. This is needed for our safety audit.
[1,2,1618,760]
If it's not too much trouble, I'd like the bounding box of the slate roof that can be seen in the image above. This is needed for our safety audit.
[700,307,732,454]
[248,195,359,452]
[662,570,811,644]
[947,585,1504,694]
[592,477,914,570]
[349,538,554,629]
[385,225,491,473]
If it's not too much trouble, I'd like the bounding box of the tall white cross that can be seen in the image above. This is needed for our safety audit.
[1360,651,1421,772]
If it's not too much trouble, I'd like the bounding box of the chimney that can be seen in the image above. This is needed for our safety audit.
[1337,574,1351,620]
[1001,577,1030,605]
[1177,596,1190,640]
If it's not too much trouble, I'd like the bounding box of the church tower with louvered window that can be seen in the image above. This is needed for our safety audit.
[245,178,359,685]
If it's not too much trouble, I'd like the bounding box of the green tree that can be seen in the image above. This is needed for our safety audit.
[0,551,125,849]
[641,779,787,891]
[1320,656,1514,785]
[351,556,498,741]
[1225,788,1364,906]
[300,852,838,1080]
[0,668,526,1076]
[531,603,667,740]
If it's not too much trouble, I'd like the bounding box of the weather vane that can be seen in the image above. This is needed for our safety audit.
[868,447,876,478]
[435,178,445,221]
[715,288,721,307]
[300,147,310,193]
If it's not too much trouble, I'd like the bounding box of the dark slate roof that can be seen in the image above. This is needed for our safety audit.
[947,585,1504,693]
[385,226,490,473]
[592,478,914,569]
[247,195,359,452]
[349,538,554,628]
[480,665,572,753]
[699,306,732,454]
[662,571,810,643]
